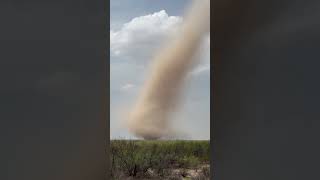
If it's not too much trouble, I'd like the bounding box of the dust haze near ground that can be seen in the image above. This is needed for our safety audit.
[126,0,210,140]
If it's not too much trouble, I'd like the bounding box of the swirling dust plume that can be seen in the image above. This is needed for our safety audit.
[126,0,210,140]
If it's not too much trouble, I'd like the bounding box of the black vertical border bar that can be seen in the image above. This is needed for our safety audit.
[105,0,110,179]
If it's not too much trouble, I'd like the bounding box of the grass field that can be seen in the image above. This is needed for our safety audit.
[110,140,210,179]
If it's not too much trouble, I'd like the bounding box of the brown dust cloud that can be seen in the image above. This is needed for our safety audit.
[126,0,210,140]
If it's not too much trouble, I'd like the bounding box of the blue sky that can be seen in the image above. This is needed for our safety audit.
[110,0,210,140]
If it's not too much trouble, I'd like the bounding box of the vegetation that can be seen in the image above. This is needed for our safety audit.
[110,140,210,179]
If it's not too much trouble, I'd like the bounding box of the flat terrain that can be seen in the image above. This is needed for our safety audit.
[110,140,210,179]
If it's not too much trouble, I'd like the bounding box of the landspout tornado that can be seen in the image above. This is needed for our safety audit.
[126,0,210,140]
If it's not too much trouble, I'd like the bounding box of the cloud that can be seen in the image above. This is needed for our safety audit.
[191,35,210,75]
[110,10,183,62]
[191,65,210,75]
[120,83,135,91]
[110,10,210,76]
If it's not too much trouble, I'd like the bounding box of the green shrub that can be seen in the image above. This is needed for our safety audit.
[110,139,210,179]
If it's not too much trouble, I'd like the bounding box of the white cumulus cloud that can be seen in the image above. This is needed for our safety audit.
[110,10,183,62]
[110,10,210,75]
